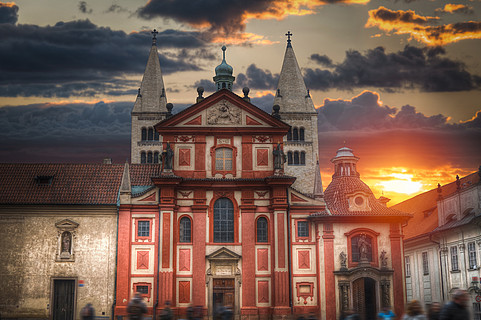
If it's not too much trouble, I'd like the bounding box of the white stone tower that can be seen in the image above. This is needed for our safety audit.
[273,31,322,197]
[131,30,170,164]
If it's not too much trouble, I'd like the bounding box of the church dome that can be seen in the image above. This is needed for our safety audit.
[334,146,355,158]
[215,46,233,76]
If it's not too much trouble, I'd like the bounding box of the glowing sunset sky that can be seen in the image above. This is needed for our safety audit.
[0,0,480,204]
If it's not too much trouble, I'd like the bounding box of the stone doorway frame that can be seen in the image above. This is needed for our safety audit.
[206,247,242,320]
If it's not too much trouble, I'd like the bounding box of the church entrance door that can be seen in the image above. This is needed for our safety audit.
[213,278,235,316]
[353,277,376,320]
[52,279,76,320]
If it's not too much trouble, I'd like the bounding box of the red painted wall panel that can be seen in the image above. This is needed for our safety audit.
[179,281,191,303]
[257,249,269,271]
[162,213,171,269]
[257,281,269,303]
[179,249,191,272]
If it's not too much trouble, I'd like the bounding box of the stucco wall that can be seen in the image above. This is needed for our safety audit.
[0,206,117,319]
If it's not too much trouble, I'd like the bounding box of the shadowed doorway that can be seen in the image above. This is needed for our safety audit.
[353,277,376,320]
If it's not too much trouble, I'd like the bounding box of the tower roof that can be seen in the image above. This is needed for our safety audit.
[273,32,315,113]
[215,46,233,76]
[213,46,235,91]
[132,29,167,113]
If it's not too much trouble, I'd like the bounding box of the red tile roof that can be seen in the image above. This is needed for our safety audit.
[323,175,410,217]
[392,172,480,240]
[0,163,164,205]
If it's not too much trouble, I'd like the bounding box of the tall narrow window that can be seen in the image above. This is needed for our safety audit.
[287,151,293,165]
[215,148,233,171]
[451,246,459,271]
[300,152,306,165]
[299,128,305,141]
[153,151,159,164]
[154,130,159,141]
[287,128,292,141]
[351,234,373,262]
[468,242,477,269]
[256,217,268,243]
[147,151,153,163]
[179,217,192,243]
[293,128,299,141]
[405,256,411,277]
[294,151,299,165]
[422,252,429,275]
[213,198,234,243]
[297,221,309,238]
[141,152,146,164]
[148,128,154,141]
[141,128,147,141]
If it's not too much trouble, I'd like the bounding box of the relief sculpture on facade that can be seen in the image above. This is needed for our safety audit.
[207,101,241,125]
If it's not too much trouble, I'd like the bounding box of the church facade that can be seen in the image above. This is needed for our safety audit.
[0,32,411,320]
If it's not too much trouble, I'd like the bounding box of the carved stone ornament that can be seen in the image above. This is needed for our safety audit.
[340,251,347,270]
[207,101,241,125]
[252,135,271,143]
[380,250,388,269]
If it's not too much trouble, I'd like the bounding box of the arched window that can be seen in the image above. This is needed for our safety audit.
[300,151,306,165]
[287,128,292,141]
[293,128,299,141]
[154,130,159,141]
[294,151,300,165]
[299,128,305,141]
[153,151,159,164]
[179,216,192,243]
[147,151,153,163]
[222,83,226,89]
[213,198,234,243]
[256,217,268,243]
[148,128,154,141]
[215,148,233,171]
[141,128,147,141]
[141,152,146,164]
[351,234,373,262]
[287,151,293,165]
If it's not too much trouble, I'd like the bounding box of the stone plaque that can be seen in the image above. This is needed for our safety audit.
[216,265,232,275]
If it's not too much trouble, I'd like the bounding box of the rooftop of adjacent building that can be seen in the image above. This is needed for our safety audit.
[393,169,481,240]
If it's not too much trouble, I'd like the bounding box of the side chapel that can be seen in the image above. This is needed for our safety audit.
[114,31,411,320]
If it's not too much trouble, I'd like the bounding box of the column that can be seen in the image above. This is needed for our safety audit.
[389,223,405,317]
[241,189,257,317]
[323,222,336,320]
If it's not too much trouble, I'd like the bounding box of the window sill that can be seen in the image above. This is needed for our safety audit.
[451,269,460,273]
[287,164,306,166]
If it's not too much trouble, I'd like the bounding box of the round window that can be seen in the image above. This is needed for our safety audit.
[354,196,364,205]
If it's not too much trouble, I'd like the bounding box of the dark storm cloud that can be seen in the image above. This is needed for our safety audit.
[310,54,334,67]
[0,2,18,24]
[78,1,93,14]
[304,45,481,92]
[105,4,129,14]
[236,64,279,90]
[0,17,209,97]
[0,101,132,162]
[317,90,481,132]
[368,6,437,25]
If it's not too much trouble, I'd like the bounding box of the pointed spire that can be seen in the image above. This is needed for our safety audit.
[273,32,315,113]
[313,156,324,200]
[213,46,235,91]
[132,30,167,113]
[120,161,131,194]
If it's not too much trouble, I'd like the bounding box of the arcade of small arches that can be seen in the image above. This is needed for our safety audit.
[140,151,160,164]
[141,127,160,141]
[287,127,305,141]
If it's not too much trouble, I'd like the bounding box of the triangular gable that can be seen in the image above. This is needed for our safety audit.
[291,193,308,203]
[206,247,241,260]
[155,89,289,134]
[55,219,79,230]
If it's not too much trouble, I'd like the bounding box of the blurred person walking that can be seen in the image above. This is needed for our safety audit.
[440,289,470,320]
[127,292,148,320]
[402,300,427,320]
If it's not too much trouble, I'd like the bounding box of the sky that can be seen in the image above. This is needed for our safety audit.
[0,0,480,205]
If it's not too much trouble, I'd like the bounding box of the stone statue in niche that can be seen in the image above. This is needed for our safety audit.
[380,250,388,269]
[340,251,347,270]
[60,231,72,258]
[273,143,286,170]
[358,234,371,261]
[162,142,174,171]
[207,101,241,125]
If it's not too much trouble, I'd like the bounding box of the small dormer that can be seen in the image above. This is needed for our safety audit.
[347,192,371,212]
[35,175,54,186]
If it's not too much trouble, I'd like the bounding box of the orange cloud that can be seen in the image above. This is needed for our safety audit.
[436,4,473,14]
[211,32,277,46]
[366,6,481,46]
[0,2,17,7]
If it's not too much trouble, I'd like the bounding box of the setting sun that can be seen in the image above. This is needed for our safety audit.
[376,170,423,195]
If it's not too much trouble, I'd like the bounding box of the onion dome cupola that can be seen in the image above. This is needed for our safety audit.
[331,146,360,178]
[213,46,235,91]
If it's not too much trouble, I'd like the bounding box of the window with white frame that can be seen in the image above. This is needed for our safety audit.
[405,256,411,277]
[468,242,478,269]
[422,252,429,275]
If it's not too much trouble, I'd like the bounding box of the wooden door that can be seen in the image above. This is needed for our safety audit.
[353,278,366,320]
[213,278,235,309]
[52,279,75,320]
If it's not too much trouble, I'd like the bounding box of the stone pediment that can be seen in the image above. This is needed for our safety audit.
[206,247,241,261]
[55,219,79,231]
